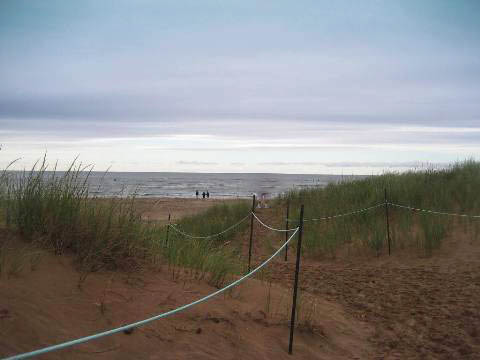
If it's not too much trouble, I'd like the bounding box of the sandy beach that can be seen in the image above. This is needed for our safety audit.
[133,198,249,224]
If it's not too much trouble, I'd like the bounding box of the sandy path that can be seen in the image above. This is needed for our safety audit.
[249,208,480,359]
[267,260,480,359]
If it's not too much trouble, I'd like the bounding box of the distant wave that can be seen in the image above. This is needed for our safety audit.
[84,172,360,198]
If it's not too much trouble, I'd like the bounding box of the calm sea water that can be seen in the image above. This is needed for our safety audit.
[85,172,363,198]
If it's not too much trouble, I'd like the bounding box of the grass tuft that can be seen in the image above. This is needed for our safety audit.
[161,201,250,286]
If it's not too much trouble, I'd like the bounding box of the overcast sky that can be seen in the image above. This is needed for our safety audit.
[1,0,479,174]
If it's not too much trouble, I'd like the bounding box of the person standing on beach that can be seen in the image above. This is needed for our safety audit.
[196,190,199,199]
[202,191,206,199]
[206,190,210,199]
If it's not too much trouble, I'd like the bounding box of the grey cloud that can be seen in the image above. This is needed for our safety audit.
[259,162,322,166]
[1,49,480,132]
[2,116,480,149]
[321,162,449,168]
[177,160,219,166]
[1,1,479,170]
[1,91,479,130]
[257,161,450,168]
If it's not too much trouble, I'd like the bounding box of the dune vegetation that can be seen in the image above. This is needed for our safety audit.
[1,157,479,285]
[0,157,249,286]
[280,159,480,257]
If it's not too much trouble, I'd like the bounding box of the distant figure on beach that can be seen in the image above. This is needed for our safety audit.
[258,193,268,208]
[206,190,210,199]
[202,191,206,199]
[195,190,199,199]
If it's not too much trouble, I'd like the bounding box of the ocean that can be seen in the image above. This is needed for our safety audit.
[86,172,364,198]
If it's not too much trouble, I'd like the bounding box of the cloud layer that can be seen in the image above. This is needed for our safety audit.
[1,0,479,173]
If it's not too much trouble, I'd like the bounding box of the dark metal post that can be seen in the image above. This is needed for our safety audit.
[284,200,290,261]
[247,194,256,272]
[384,188,391,256]
[288,204,304,355]
[165,213,171,247]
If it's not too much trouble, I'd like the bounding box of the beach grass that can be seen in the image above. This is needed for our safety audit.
[160,201,250,286]
[0,157,248,285]
[1,157,149,272]
[280,159,480,257]
[2,156,478,284]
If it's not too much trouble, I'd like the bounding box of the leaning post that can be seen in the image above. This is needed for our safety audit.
[247,194,256,273]
[284,200,290,261]
[165,213,171,247]
[288,204,304,355]
[384,188,391,256]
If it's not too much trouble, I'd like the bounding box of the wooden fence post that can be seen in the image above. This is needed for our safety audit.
[284,200,290,261]
[247,194,256,272]
[288,204,304,355]
[385,188,391,255]
[165,213,171,247]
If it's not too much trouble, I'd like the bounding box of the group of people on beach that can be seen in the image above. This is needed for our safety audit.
[195,190,209,199]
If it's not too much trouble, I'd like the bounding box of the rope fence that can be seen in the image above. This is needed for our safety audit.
[5,193,480,359]
[252,212,298,232]
[287,202,385,223]
[4,225,300,360]
[286,202,480,223]
[388,202,480,219]
[168,213,251,239]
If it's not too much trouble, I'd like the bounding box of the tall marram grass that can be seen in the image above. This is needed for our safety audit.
[1,157,149,271]
[172,202,250,244]
[162,201,250,286]
[279,160,480,257]
[0,157,249,286]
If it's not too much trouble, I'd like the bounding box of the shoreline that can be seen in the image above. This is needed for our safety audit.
[93,195,254,200]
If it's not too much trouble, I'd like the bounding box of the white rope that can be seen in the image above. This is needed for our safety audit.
[252,212,298,232]
[4,228,300,360]
[169,213,251,239]
[288,203,384,222]
[388,202,480,219]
